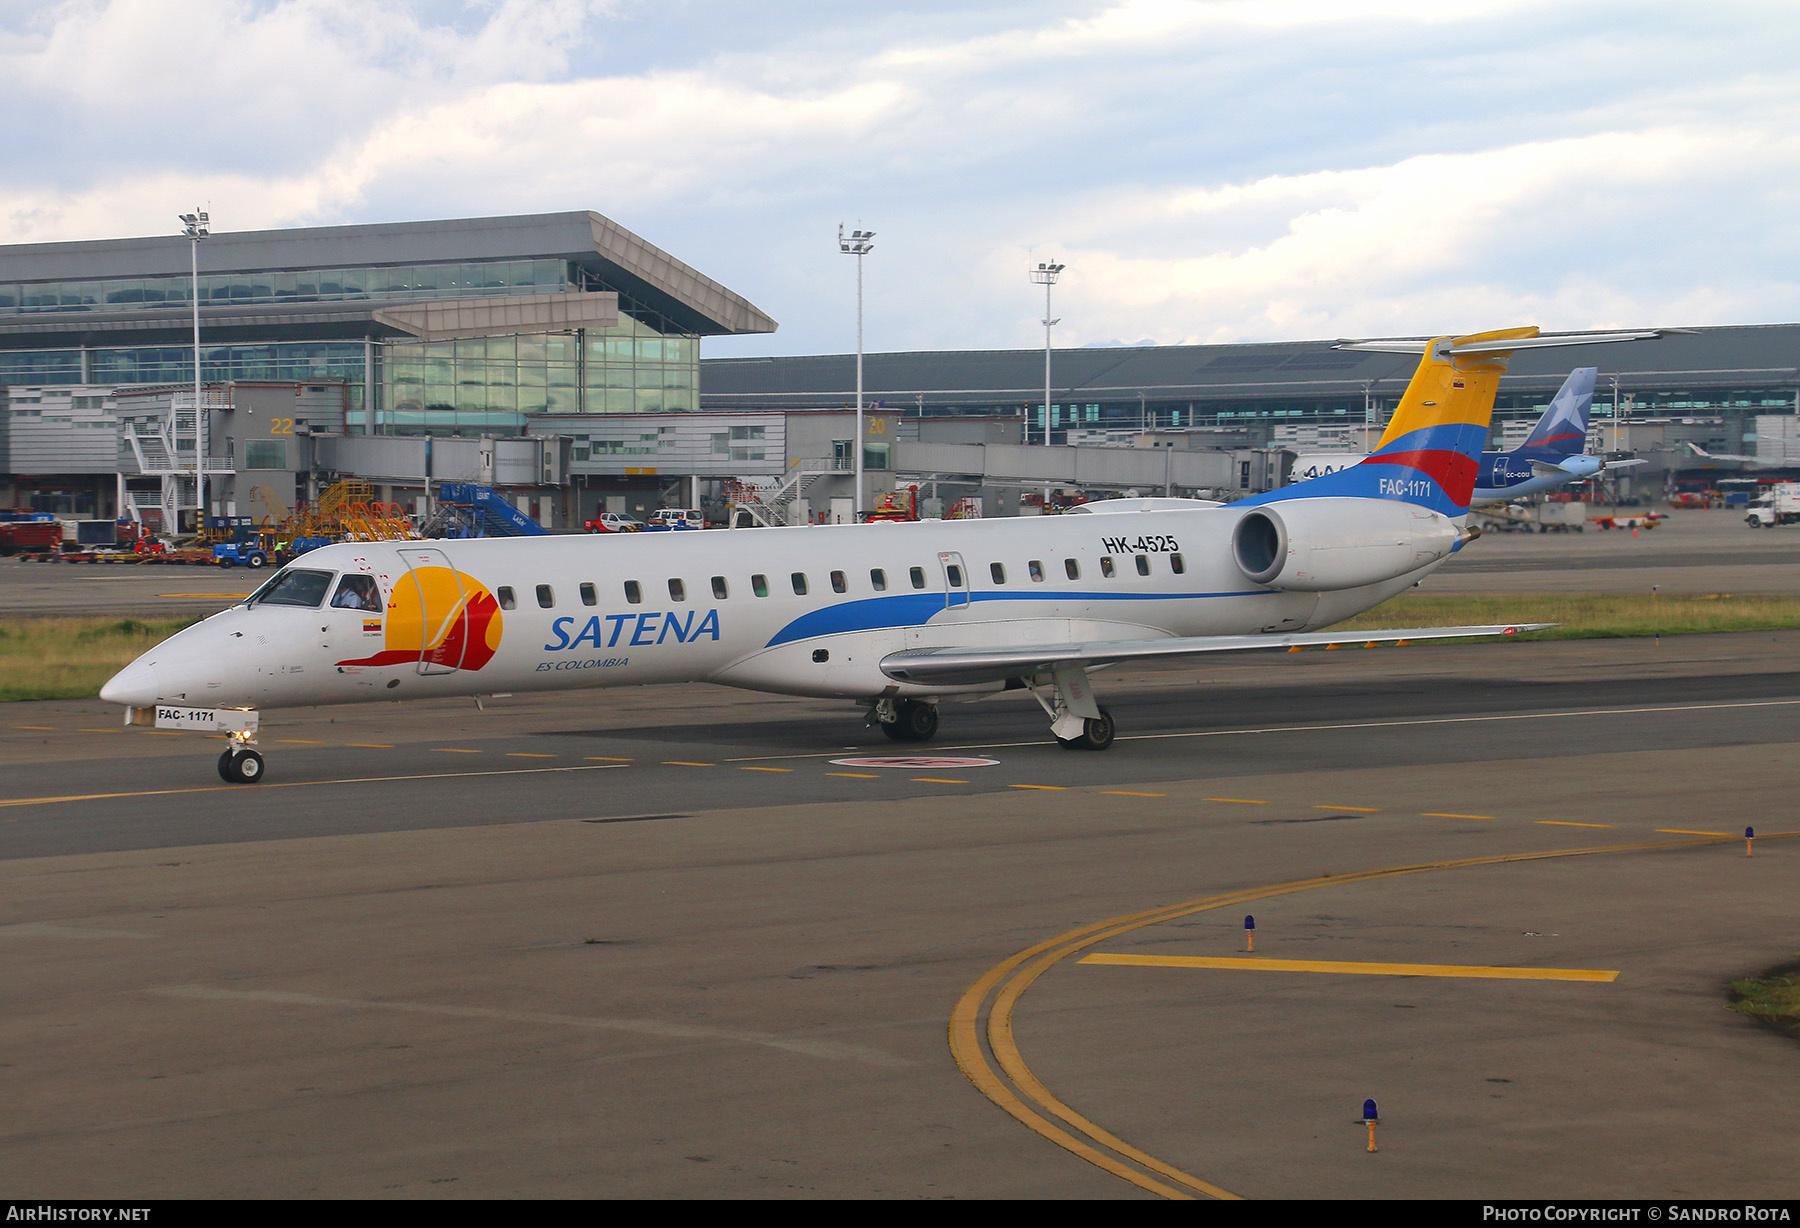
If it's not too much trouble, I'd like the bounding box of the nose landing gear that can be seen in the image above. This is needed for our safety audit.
[217,729,266,784]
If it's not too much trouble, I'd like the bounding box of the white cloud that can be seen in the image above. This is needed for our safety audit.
[3,0,1799,356]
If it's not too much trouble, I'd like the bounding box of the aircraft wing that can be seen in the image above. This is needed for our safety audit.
[879,623,1554,686]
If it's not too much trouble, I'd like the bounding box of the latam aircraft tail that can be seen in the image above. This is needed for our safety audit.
[1522,366,1598,455]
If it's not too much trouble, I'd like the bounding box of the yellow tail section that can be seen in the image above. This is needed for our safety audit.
[1372,326,1539,452]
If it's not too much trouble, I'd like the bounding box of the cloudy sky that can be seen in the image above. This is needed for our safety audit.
[2,0,1796,356]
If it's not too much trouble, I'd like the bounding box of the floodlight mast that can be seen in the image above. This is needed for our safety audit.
[838,224,875,520]
[180,210,210,527]
[1030,260,1064,506]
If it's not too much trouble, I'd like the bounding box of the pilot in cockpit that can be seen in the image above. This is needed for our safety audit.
[330,574,383,612]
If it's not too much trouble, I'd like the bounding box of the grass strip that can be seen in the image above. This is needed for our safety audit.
[1727,962,1800,1041]
[1338,593,1800,640]
[0,617,200,702]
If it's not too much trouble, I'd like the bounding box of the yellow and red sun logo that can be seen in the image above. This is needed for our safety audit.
[337,567,503,671]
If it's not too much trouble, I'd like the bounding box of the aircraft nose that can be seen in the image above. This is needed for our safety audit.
[99,658,161,706]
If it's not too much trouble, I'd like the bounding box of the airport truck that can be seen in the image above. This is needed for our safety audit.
[1744,482,1800,527]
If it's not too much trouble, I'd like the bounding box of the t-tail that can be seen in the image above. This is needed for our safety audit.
[1240,325,1542,518]
[1520,366,1598,455]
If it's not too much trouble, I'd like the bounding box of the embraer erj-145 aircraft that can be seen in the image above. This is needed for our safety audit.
[1290,366,1645,502]
[102,325,1659,783]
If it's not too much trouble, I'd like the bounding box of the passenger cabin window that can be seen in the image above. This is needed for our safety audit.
[497,586,517,611]
[1170,553,1186,575]
[752,574,769,598]
[669,578,686,602]
[870,568,887,592]
[580,582,597,607]
[623,581,642,605]
[1064,558,1080,580]
[1028,560,1045,583]
[711,576,729,600]
[792,572,808,596]
[946,564,965,588]
[1135,555,1151,576]
[990,562,1006,584]
[830,570,847,594]
[255,568,333,608]
[1100,557,1115,579]
[909,566,926,589]
[330,574,382,612]
[536,584,555,609]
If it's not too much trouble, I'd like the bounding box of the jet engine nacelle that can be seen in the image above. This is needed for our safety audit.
[1232,498,1459,592]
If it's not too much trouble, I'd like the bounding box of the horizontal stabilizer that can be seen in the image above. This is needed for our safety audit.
[879,623,1555,687]
[1335,331,1663,355]
[1603,458,1649,471]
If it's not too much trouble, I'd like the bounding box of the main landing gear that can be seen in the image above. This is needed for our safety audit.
[1054,706,1115,751]
[868,665,1120,752]
[1031,662,1116,751]
[876,698,939,742]
[217,730,265,783]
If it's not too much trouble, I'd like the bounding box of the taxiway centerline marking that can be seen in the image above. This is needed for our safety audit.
[1315,805,1380,812]
[0,762,629,809]
[1537,820,1615,828]
[912,778,969,784]
[1658,828,1733,836]
[1078,954,1619,982]
[1422,812,1496,820]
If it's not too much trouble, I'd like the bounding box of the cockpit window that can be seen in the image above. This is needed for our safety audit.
[331,574,383,612]
[251,568,333,608]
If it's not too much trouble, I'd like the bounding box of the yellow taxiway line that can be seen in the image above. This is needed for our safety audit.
[1078,954,1619,982]
[950,830,1795,1202]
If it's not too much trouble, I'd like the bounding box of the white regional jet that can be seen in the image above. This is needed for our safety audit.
[102,325,1655,783]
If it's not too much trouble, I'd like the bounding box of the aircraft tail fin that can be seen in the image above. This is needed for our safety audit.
[1243,326,1538,516]
[1521,367,1598,454]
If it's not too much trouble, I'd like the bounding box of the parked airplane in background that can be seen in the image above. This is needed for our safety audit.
[1290,367,1644,503]
[102,326,1661,783]
[1684,442,1792,471]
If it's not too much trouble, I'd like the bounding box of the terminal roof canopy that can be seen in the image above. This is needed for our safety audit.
[0,210,776,342]
[700,323,1800,408]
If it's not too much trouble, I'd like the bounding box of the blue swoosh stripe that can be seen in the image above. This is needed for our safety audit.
[764,588,1270,647]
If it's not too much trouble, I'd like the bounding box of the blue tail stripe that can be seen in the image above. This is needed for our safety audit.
[1372,422,1488,456]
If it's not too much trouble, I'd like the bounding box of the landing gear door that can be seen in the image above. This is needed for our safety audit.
[396,546,469,675]
[937,551,971,611]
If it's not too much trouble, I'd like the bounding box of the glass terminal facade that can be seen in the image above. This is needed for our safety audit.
[0,255,701,435]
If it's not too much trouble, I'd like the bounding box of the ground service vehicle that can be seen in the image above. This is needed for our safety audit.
[1745,482,1800,527]
[584,513,643,533]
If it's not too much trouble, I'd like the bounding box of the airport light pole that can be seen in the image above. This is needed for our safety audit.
[1031,260,1064,506]
[180,210,210,524]
[838,225,875,520]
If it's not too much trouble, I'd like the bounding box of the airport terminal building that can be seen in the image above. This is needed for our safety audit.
[3,207,1800,526]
